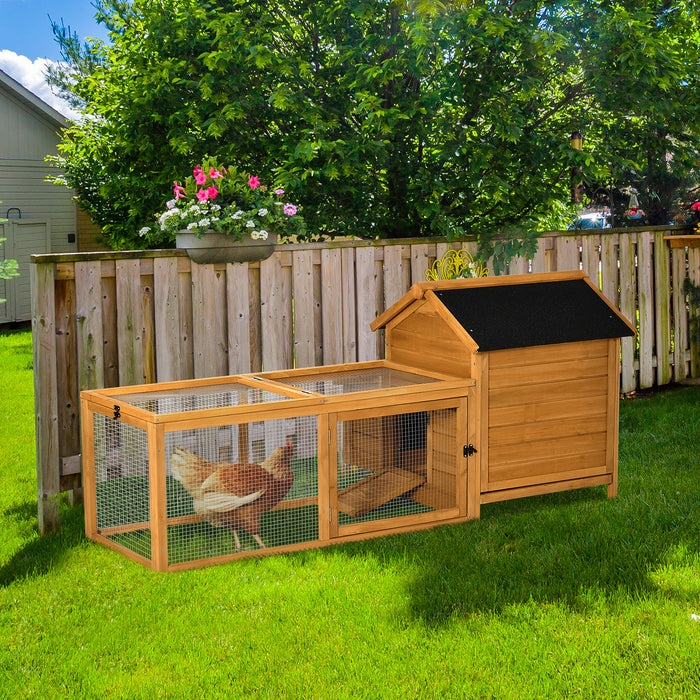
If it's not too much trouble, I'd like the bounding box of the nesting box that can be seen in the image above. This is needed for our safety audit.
[81,361,476,570]
[371,271,636,513]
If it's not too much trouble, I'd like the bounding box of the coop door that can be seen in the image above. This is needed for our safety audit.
[330,399,467,537]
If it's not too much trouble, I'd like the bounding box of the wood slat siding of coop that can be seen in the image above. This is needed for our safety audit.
[672,247,688,382]
[321,248,343,365]
[116,259,145,386]
[486,342,610,493]
[637,232,654,388]
[153,257,181,382]
[386,305,472,378]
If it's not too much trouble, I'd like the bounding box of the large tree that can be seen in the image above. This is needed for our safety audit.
[50,0,700,258]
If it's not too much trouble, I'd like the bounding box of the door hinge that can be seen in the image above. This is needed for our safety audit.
[464,444,477,458]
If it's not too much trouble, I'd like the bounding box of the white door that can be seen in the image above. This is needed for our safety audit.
[0,220,50,323]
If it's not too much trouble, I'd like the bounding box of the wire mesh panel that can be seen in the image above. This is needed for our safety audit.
[336,407,458,527]
[275,366,438,396]
[111,381,291,414]
[165,415,319,564]
[93,413,152,561]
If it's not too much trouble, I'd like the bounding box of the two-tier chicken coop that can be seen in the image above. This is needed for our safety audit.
[81,271,635,570]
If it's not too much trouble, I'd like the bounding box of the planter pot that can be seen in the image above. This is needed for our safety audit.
[176,230,277,264]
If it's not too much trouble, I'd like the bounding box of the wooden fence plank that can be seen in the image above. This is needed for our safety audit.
[672,248,688,382]
[227,263,252,375]
[653,232,672,385]
[141,269,156,384]
[31,262,61,533]
[383,244,406,308]
[411,243,431,284]
[341,247,357,363]
[178,263,194,380]
[619,233,637,392]
[292,251,315,369]
[356,246,379,361]
[556,234,581,272]
[55,278,79,465]
[153,257,180,382]
[191,263,228,378]
[581,235,600,286]
[321,248,343,365]
[601,234,619,310]
[689,247,700,377]
[248,264,263,372]
[116,259,144,385]
[637,232,654,388]
[531,241,547,274]
[260,254,289,371]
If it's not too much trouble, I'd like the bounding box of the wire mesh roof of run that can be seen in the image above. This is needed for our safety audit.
[112,382,291,413]
[275,366,438,395]
[434,278,636,352]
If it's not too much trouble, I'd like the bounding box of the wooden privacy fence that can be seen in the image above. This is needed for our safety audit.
[31,226,698,532]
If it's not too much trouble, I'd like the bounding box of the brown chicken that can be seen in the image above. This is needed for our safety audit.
[170,443,295,551]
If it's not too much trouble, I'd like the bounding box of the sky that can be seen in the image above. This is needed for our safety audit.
[0,0,111,119]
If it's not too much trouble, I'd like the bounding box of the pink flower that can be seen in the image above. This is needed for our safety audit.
[209,168,223,179]
[193,166,208,185]
[691,201,700,212]
[196,189,210,202]
[173,182,186,200]
[283,203,297,216]
[274,188,284,195]
[207,185,218,200]
[248,175,261,189]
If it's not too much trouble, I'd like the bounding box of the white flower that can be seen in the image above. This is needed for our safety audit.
[138,226,151,237]
[246,220,256,228]
[251,229,269,240]
[198,218,211,227]
[211,204,221,212]
[257,208,269,217]
[232,210,244,220]
[166,199,177,209]
[186,222,198,231]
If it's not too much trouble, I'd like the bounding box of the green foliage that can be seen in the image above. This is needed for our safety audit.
[49,0,700,266]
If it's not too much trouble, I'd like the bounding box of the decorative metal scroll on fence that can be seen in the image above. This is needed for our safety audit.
[30,227,698,532]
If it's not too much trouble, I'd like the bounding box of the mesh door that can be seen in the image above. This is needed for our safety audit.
[336,407,458,526]
[93,413,152,561]
[165,415,319,564]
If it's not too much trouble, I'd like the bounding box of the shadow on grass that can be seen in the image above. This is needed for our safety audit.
[305,386,700,625]
[0,501,86,587]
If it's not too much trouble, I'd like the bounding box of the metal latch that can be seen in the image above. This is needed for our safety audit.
[464,444,477,458]
[113,404,121,420]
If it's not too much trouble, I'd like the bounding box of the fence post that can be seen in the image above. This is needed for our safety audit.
[31,261,61,533]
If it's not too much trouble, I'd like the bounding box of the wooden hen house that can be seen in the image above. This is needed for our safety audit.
[371,271,636,514]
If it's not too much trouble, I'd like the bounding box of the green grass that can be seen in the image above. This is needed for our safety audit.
[1,326,699,699]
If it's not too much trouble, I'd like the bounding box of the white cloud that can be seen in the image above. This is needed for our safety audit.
[0,50,80,121]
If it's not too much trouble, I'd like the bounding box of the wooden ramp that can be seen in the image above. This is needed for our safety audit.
[337,468,425,518]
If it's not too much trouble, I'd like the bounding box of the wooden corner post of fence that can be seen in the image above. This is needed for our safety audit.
[31,260,62,533]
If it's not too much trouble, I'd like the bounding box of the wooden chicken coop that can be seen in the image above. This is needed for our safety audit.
[81,361,476,571]
[81,270,634,570]
[371,270,636,509]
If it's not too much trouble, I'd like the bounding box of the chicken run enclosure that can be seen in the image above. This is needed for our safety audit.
[81,362,474,570]
[81,271,634,570]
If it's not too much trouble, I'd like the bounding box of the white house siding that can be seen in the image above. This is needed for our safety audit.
[1,70,77,321]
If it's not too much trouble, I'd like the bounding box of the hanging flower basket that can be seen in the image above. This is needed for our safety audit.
[176,230,277,264]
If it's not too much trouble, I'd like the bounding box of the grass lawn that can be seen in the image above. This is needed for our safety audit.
[0,326,698,699]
